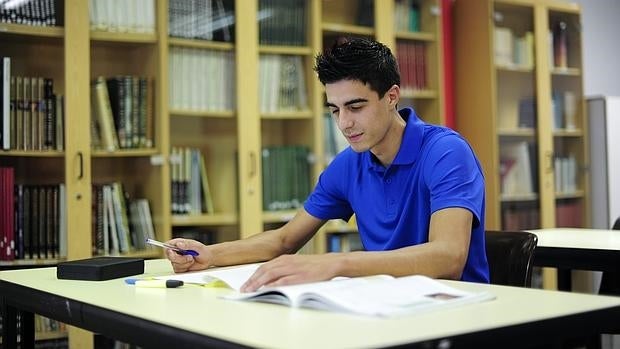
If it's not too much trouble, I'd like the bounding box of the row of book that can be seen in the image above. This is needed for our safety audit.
[555,199,584,228]
[169,47,235,112]
[89,0,155,34]
[502,204,540,231]
[1,58,64,151]
[505,92,578,131]
[92,182,155,255]
[394,0,421,33]
[262,145,311,211]
[170,147,214,215]
[258,0,306,46]
[326,232,363,253]
[396,41,429,92]
[90,75,154,151]
[173,228,216,246]
[0,0,63,26]
[259,54,308,113]
[0,167,67,261]
[502,199,584,230]
[554,155,578,194]
[494,27,534,69]
[168,0,234,42]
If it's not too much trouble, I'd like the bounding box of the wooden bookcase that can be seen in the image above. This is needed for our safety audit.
[454,0,588,288]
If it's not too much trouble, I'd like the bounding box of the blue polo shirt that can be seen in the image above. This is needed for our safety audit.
[304,108,489,283]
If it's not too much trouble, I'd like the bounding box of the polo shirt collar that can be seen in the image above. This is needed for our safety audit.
[366,107,424,170]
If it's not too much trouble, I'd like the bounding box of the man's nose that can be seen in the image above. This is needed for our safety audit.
[338,110,354,130]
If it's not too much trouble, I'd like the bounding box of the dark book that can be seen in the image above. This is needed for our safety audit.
[43,78,55,148]
[38,185,47,258]
[356,0,374,27]
[31,186,40,258]
[105,76,126,148]
[518,97,536,128]
[57,257,144,281]
[15,184,24,259]
[23,185,32,258]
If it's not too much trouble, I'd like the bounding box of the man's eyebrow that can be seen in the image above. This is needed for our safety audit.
[324,98,369,108]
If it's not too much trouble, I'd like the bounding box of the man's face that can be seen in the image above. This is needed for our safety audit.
[325,80,395,153]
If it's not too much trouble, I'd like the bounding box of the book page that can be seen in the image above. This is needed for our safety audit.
[301,275,494,317]
[224,275,393,307]
[155,263,262,291]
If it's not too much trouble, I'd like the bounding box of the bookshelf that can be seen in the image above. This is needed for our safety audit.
[454,0,588,288]
[1,0,446,345]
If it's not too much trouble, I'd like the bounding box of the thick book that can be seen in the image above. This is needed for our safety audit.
[156,263,495,317]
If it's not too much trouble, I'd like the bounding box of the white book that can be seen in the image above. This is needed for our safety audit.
[270,55,282,113]
[216,50,226,111]
[226,51,235,110]
[494,27,514,66]
[2,57,10,150]
[205,50,216,111]
[500,141,533,195]
[144,0,155,33]
[564,91,577,130]
[179,48,190,110]
[294,56,307,110]
[156,263,495,317]
[197,50,207,111]
[169,49,177,110]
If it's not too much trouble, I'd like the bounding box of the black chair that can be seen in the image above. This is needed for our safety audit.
[598,217,620,295]
[484,230,538,287]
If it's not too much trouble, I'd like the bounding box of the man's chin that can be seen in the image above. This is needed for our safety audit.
[349,144,369,153]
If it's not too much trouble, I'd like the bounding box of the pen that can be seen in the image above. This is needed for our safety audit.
[145,238,199,257]
[125,278,184,288]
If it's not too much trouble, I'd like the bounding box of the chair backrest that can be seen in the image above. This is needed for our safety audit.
[484,230,538,287]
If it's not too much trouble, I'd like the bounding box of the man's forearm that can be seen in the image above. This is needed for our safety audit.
[335,241,466,280]
[207,230,287,267]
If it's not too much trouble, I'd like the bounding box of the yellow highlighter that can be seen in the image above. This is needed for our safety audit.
[125,278,184,288]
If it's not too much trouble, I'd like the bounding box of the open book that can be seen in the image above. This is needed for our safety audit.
[156,264,495,317]
[223,274,495,317]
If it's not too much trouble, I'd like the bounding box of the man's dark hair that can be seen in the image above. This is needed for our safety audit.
[314,37,400,98]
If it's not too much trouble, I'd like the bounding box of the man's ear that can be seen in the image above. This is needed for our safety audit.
[386,84,400,108]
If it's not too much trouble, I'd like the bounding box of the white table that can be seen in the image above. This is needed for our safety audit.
[528,228,620,290]
[2,259,620,348]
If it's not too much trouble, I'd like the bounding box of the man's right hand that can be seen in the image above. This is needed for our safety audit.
[165,238,212,273]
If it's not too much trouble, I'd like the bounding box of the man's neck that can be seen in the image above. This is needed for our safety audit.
[371,110,406,167]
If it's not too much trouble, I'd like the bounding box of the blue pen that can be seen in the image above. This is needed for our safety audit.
[145,238,199,257]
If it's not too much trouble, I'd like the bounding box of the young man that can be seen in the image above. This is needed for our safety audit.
[166,37,489,291]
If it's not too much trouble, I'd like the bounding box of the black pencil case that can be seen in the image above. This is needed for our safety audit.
[57,257,144,281]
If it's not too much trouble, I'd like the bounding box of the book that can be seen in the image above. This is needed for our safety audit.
[1,57,10,150]
[156,263,495,317]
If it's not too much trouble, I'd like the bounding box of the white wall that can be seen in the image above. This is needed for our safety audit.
[568,0,620,96]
